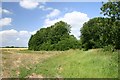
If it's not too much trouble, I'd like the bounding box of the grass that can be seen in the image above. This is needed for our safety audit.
[1,48,118,78]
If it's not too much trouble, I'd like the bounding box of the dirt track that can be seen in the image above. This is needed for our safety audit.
[1,48,59,78]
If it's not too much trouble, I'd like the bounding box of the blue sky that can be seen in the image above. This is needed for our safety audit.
[0,1,105,47]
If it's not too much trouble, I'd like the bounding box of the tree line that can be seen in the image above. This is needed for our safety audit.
[28,1,120,51]
[81,1,120,50]
[28,21,80,51]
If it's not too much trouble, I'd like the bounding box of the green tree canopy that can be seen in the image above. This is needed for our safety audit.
[80,1,120,50]
[81,17,108,50]
[28,21,80,51]
[101,1,120,20]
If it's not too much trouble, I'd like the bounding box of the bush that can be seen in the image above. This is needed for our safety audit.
[28,21,81,51]
[103,45,115,52]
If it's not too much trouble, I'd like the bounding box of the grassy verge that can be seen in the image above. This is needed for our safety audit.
[18,49,118,78]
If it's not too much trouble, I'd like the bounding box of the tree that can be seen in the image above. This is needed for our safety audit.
[101,1,120,20]
[80,17,115,50]
[112,20,120,49]
[101,1,120,49]
[28,21,79,51]
[80,1,120,50]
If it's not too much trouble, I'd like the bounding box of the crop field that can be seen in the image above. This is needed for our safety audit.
[0,48,118,78]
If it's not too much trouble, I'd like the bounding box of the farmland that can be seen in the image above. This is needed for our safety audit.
[1,48,118,78]
[1,1,119,79]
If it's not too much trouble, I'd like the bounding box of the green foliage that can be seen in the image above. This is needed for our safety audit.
[80,1,120,50]
[56,36,80,51]
[103,45,115,52]
[81,17,107,50]
[28,21,80,51]
[29,2,120,51]
[81,17,120,50]
[112,21,120,49]
[100,1,120,20]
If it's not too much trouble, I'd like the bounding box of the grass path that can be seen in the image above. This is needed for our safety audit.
[1,48,118,78]
[31,49,118,78]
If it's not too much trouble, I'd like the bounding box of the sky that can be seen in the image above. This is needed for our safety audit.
[0,0,105,47]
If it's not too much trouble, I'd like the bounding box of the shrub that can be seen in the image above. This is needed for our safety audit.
[103,45,115,52]
[28,21,80,51]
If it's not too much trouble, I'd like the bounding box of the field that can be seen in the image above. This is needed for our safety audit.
[0,48,118,78]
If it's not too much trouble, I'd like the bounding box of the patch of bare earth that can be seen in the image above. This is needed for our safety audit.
[26,73,43,78]
[1,48,60,78]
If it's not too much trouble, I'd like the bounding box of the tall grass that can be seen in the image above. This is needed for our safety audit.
[19,49,118,78]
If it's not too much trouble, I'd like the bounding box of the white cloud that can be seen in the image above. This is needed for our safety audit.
[46,9,61,18]
[0,7,12,14]
[30,30,37,35]
[0,29,34,47]
[3,9,11,14]
[16,38,20,41]
[39,5,53,11]
[0,8,2,14]
[19,0,39,9]
[0,29,18,36]
[0,18,12,27]
[19,31,30,36]
[44,11,89,39]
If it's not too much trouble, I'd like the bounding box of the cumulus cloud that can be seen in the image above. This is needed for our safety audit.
[0,18,12,27]
[16,38,20,41]
[19,31,30,36]
[0,7,12,14]
[0,29,36,47]
[19,0,39,9]
[44,11,89,39]
[30,30,37,35]
[39,5,61,19]
[39,5,53,11]
[46,9,61,18]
